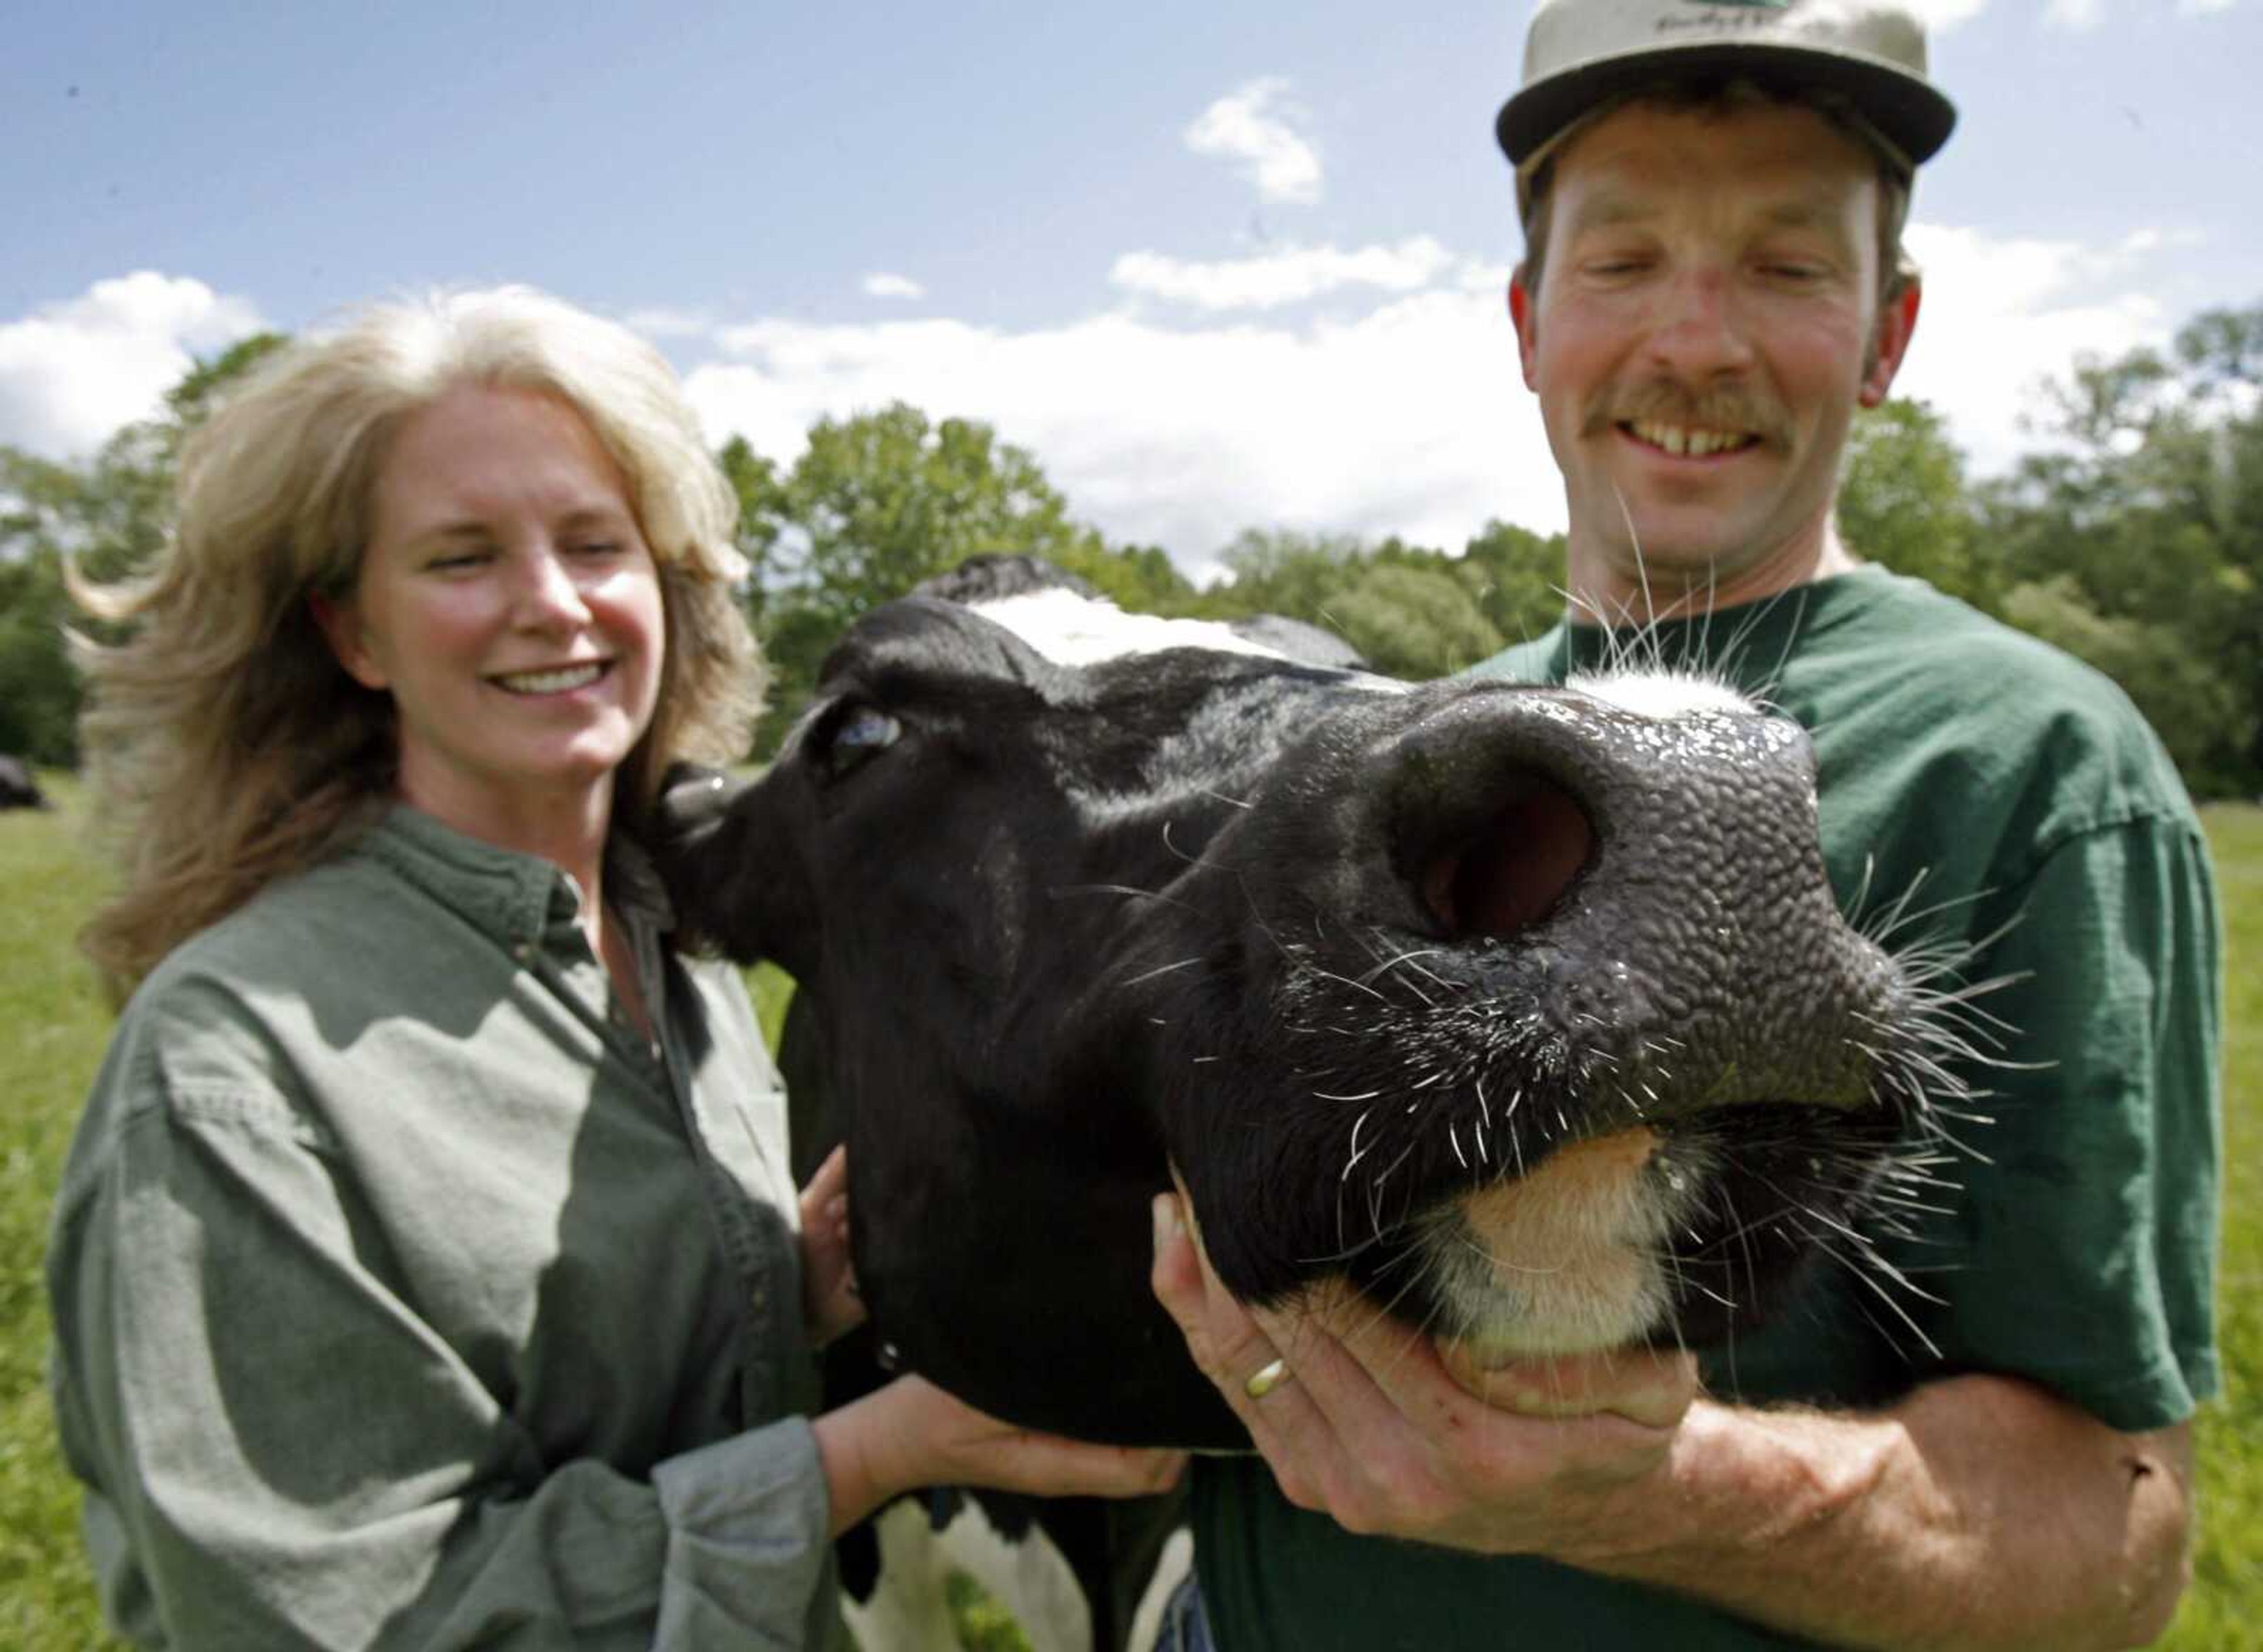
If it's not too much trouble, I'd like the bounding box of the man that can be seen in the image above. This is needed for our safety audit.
[1151,1,2222,1646]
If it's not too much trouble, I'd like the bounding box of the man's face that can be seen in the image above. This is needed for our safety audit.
[1511,98,1917,610]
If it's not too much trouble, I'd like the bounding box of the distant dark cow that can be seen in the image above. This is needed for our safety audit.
[0,756,47,810]
[659,556,1967,1641]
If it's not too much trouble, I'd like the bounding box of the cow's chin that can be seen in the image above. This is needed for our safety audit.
[1410,1126,1699,1361]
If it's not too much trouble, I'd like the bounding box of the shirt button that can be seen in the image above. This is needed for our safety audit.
[512,942,533,963]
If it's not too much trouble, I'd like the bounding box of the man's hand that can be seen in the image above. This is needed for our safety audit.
[1150,1185,1697,1561]
[1152,1185,2196,1650]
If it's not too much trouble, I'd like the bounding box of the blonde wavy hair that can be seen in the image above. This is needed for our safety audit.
[75,286,764,996]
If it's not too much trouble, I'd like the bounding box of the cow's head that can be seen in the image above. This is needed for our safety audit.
[661,559,1962,1449]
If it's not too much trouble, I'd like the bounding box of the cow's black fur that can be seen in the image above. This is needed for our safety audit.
[676,597,1385,1444]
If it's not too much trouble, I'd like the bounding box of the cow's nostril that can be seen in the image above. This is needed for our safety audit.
[1420,776,1594,938]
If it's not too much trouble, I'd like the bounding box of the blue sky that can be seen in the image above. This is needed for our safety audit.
[4,0,2255,578]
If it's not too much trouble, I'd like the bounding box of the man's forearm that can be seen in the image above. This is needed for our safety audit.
[1558,1375,2195,1652]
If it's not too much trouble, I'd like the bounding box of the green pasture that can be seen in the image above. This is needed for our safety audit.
[2,777,2258,1649]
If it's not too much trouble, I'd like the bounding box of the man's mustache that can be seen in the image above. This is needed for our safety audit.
[1581,384,1794,449]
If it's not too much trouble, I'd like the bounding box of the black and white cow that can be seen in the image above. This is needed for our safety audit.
[659,556,1970,1644]
[0,755,48,810]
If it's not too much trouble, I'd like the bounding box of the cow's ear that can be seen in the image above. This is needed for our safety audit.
[1228,613,1367,671]
[913,553,1101,606]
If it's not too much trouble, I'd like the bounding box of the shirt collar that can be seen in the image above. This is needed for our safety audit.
[355,804,678,951]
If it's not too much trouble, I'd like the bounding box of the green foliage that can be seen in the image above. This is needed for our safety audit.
[741,403,1123,749]
[1047,539,1199,617]
[163,335,291,436]
[1977,301,2263,797]
[0,453,84,766]
[0,334,289,769]
[1209,526,1366,624]
[2176,306,2263,391]
[747,961,795,1055]
[717,435,789,622]
[1457,519,1570,646]
[764,403,1103,632]
[1193,527,1527,678]
[2003,576,2252,793]
[943,1569,1036,1652]
[0,562,77,766]
[1837,398,1991,611]
[1323,560,1504,679]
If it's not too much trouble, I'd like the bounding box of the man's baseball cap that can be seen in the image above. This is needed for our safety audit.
[1497,0,1957,184]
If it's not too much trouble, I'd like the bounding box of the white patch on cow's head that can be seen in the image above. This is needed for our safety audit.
[1565,666,1757,721]
[974,588,1403,699]
[1416,1125,1710,1360]
[974,587,1292,666]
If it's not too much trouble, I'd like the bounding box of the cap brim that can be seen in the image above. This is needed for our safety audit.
[1496,42,1956,173]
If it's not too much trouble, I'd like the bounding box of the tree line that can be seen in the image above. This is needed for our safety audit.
[4,303,2258,797]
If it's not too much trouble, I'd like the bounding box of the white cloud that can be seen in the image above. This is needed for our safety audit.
[2043,0,2240,21]
[2046,0,2238,23]
[1110,237,1457,311]
[0,273,264,460]
[862,273,927,301]
[1185,78,1323,206]
[676,219,2189,578]
[1896,220,2173,472]
[622,305,717,339]
[4,224,2189,589]
[684,294,1555,580]
[1904,0,1993,29]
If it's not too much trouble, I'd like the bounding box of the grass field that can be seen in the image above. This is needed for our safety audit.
[2187,802,2263,1651]
[2,778,2257,1649]
[0,776,114,1648]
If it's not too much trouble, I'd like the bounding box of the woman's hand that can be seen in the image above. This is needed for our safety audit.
[1149,1185,1696,1563]
[814,1375,1188,1538]
[888,1376,1190,1503]
[797,1145,863,1348]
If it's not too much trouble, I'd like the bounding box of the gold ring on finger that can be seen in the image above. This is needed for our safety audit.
[1243,1356,1293,1400]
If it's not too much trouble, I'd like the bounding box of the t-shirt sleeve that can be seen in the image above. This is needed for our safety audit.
[1895,812,2222,1432]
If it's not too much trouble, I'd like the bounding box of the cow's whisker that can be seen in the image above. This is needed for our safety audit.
[1123,956,1203,988]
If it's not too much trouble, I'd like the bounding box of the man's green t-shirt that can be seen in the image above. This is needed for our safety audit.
[1191,568,2221,1651]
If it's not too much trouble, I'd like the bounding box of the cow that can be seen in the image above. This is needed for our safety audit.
[0,755,48,810]
[658,555,1975,1643]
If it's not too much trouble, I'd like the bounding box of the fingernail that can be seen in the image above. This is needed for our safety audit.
[1152,1192,1183,1250]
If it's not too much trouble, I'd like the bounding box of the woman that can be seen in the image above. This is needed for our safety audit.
[47,286,1181,1649]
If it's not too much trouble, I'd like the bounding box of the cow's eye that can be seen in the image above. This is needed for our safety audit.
[817,704,902,777]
